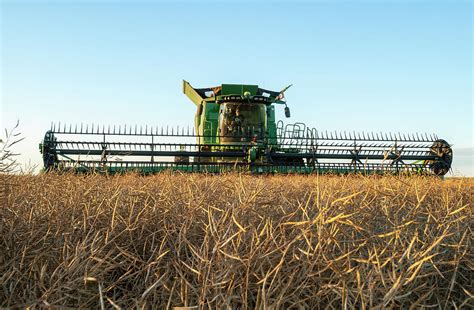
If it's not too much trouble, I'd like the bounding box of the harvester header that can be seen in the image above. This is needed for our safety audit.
[40,81,453,175]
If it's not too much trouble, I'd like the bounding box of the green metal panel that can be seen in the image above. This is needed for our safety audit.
[202,102,219,144]
[266,105,277,144]
[221,84,259,96]
[183,80,204,106]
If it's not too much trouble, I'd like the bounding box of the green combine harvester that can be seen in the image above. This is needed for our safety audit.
[40,81,453,175]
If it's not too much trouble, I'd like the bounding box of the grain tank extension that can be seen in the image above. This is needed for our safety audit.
[40,81,453,175]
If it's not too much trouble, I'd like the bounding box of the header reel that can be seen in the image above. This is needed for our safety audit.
[40,122,453,176]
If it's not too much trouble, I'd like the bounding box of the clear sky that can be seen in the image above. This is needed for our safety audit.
[1,0,472,175]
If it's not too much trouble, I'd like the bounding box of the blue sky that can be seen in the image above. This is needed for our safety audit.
[1,0,472,175]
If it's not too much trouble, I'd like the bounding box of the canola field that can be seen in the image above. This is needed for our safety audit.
[0,173,472,308]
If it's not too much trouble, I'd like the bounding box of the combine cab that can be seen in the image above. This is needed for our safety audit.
[40,81,453,175]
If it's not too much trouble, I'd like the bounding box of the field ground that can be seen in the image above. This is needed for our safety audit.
[0,173,472,308]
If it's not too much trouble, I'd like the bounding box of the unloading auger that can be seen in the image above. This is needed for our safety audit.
[40,81,453,175]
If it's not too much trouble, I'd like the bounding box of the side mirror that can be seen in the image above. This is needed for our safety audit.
[284,106,291,118]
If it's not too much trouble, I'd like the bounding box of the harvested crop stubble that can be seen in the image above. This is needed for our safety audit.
[0,173,472,308]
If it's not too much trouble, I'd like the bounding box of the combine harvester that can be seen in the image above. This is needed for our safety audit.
[40,81,453,175]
